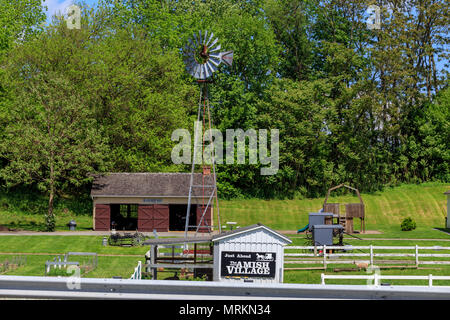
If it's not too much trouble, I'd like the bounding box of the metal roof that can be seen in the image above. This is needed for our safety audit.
[141,223,293,245]
[211,223,292,244]
[309,212,334,216]
[312,224,344,229]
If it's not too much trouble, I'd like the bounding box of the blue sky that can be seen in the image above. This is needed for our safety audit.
[42,0,99,22]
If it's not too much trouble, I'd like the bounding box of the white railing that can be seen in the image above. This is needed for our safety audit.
[321,273,450,287]
[284,245,450,268]
[130,261,142,280]
[2,275,450,299]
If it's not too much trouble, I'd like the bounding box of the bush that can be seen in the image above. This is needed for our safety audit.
[401,217,417,231]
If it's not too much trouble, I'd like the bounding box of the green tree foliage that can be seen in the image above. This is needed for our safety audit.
[0,0,45,55]
[0,6,196,228]
[0,0,448,208]
[0,22,110,230]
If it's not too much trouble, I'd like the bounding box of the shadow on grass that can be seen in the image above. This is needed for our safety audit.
[1,221,93,232]
[434,228,450,235]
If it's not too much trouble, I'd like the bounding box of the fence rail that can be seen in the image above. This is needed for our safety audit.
[284,245,450,269]
[321,273,450,287]
[44,252,98,275]
[130,261,142,280]
[1,275,450,299]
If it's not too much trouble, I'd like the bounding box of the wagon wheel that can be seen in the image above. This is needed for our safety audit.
[136,232,146,245]
[108,235,119,246]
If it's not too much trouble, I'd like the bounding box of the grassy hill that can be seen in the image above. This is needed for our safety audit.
[0,183,448,236]
[220,182,449,235]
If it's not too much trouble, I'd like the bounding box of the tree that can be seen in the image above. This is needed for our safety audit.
[0,23,110,231]
[0,0,45,55]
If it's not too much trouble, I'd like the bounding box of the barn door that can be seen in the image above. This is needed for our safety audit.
[196,205,212,233]
[95,204,110,231]
[138,205,154,232]
[153,205,169,232]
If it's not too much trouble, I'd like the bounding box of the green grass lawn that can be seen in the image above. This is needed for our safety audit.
[220,182,449,235]
[0,234,449,284]
[0,182,448,234]
[0,182,449,284]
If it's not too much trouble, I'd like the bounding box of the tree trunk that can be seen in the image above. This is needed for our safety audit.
[46,158,56,232]
[47,190,55,231]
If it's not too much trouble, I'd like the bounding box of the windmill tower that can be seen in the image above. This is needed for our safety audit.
[182,31,233,237]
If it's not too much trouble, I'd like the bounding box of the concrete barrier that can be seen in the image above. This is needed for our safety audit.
[0,275,450,300]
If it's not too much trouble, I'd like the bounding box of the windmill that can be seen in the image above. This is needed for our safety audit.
[182,30,233,237]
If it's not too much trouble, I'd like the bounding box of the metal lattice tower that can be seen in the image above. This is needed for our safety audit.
[182,31,233,237]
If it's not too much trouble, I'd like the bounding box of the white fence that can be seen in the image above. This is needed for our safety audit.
[44,252,98,275]
[284,245,450,268]
[130,261,142,280]
[321,273,450,287]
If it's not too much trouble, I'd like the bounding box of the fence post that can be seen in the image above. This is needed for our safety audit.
[370,245,373,266]
[374,273,379,286]
[429,274,433,287]
[323,245,327,270]
[415,245,419,267]
[321,273,325,285]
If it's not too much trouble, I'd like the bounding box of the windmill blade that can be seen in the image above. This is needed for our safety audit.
[209,44,221,53]
[209,56,221,67]
[204,64,212,78]
[209,53,221,60]
[206,32,214,46]
[209,37,219,49]
[206,60,217,74]
[184,45,195,55]
[184,31,233,79]
[193,64,202,79]
[192,32,198,45]
[220,51,234,67]
[201,64,208,79]
[188,37,195,48]
[186,59,197,74]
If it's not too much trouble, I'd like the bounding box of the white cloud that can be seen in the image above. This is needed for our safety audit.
[42,0,75,20]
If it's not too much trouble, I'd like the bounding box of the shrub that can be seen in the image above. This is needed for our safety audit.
[401,217,417,231]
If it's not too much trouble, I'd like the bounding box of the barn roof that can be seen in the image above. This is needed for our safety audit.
[90,173,214,198]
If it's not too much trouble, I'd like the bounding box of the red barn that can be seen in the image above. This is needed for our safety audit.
[90,173,214,232]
